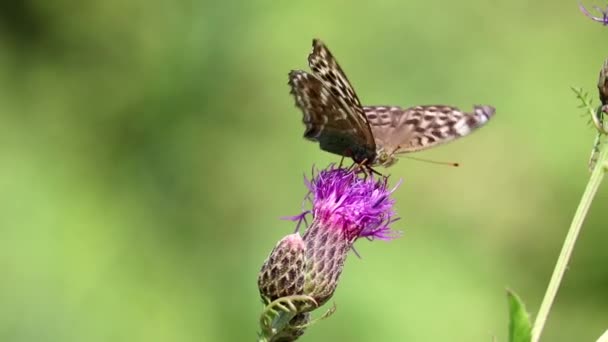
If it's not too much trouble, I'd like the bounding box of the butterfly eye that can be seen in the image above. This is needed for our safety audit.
[379,151,390,163]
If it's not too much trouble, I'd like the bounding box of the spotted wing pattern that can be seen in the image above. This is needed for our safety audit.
[307,39,365,118]
[288,40,376,163]
[288,38,496,166]
[363,105,495,155]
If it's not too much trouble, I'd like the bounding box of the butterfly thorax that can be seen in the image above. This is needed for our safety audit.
[346,144,377,165]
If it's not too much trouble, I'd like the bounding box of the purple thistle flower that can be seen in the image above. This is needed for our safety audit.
[297,165,401,306]
[579,1,608,25]
[258,165,401,341]
[300,165,401,242]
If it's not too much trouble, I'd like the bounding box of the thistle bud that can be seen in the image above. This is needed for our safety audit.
[258,234,306,303]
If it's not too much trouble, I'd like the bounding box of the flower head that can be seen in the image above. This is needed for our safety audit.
[300,165,401,242]
[258,165,402,341]
[291,165,402,306]
[579,1,608,25]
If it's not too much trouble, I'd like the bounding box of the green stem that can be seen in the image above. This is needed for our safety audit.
[531,136,608,342]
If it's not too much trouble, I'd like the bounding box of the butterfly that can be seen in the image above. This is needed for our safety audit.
[288,39,495,167]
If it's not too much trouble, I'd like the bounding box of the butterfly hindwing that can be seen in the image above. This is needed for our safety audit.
[363,105,495,155]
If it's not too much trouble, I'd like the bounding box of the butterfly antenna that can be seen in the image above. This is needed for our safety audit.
[403,156,460,167]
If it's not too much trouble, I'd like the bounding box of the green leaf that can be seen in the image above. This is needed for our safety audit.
[507,289,532,342]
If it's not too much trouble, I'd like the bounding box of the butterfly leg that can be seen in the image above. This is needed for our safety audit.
[345,160,358,173]
[358,159,383,177]
[348,159,384,178]
[367,165,383,177]
[338,155,346,169]
[348,159,369,177]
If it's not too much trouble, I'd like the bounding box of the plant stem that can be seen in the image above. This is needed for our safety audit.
[531,136,608,342]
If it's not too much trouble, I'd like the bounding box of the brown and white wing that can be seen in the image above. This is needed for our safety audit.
[308,39,364,109]
[289,70,376,162]
[363,105,495,154]
[305,39,375,145]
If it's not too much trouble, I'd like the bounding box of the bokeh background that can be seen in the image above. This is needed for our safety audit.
[1,1,607,341]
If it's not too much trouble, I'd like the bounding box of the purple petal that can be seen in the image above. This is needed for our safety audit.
[291,164,402,242]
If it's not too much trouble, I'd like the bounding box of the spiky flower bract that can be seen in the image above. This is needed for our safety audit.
[298,166,400,306]
[258,234,306,304]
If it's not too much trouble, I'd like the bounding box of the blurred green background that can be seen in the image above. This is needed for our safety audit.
[1,1,607,341]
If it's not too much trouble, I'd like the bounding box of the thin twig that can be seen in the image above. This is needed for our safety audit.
[531,135,608,342]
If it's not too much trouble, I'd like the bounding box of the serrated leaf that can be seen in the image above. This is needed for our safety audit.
[507,289,532,342]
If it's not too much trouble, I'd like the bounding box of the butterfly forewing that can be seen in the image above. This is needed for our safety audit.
[288,40,376,163]
[308,39,364,109]
[306,40,375,148]
[363,105,495,155]
[288,70,376,162]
